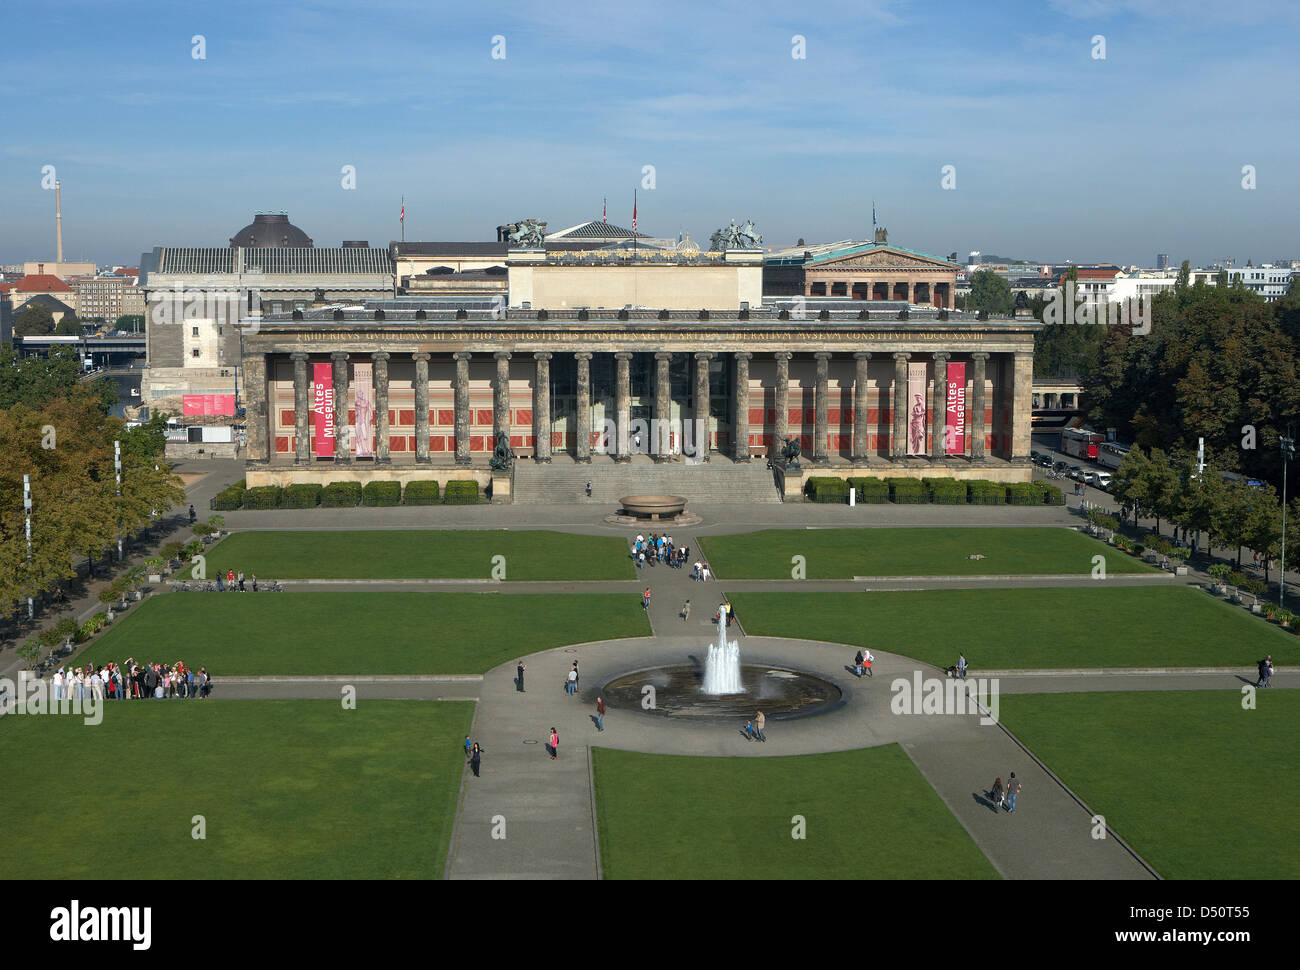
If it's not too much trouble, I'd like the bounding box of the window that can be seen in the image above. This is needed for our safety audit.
[192,326,199,337]
[192,349,200,357]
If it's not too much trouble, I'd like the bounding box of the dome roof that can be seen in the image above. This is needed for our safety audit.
[229,212,313,249]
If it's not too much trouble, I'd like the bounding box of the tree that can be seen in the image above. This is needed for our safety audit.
[1173,259,1191,303]
[116,314,145,333]
[54,316,82,335]
[14,302,55,336]
[968,270,1014,316]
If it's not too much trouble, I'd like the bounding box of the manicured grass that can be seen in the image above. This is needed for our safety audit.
[592,745,999,879]
[999,691,1299,880]
[185,530,635,580]
[0,700,473,879]
[728,585,1296,669]
[699,527,1153,578]
[77,592,650,675]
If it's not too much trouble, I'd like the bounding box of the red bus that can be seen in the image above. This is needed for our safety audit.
[1062,427,1103,460]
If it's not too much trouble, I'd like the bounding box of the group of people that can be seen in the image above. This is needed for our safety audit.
[1257,655,1274,688]
[742,710,767,742]
[51,659,211,701]
[852,649,874,678]
[215,569,257,592]
[989,773,1023,814]
[564,660,581,695]
[631,534,691,570]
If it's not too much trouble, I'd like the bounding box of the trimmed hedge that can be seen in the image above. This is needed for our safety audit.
[212,480,246,511]
[321,482,363,508]
[806,477,850,503]
[403,481,441,505]
[1029,481,1065,506]
[1005,483,1039,506]
[282,483,322,508]
[362,481,401,507]
[924,477,967,505]
[242,485,282,510]
[847,477,891,503]
[443,480,480,504]
[967,481,1007,505]
[890,479,927,504]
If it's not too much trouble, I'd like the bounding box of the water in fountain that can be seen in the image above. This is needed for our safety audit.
[702,605,743,694]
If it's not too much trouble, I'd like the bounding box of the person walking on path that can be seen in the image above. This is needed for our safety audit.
[681,600,691,622]
[1257,655,1273,688]
[1005,773,1021,814]
[991,777,1004,810]
[470,743,482,778]
[596,696,606,732]
[189,505,196,524]
[548,727,559,760]
[237,570,246,592]
[642,587,652,611]
[464,736,473,761]
[517,660,526,692]
[854,650,865,678]
[957,654,968,681]
[863,649,873,678]
[566,667,577,695]
[754,710,766,743]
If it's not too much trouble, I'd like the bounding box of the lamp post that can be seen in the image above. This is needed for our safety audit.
[115,439,123,561]
[1281,431,1294,611]
[23,474,33,621]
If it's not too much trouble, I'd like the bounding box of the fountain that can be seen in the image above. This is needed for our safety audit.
[702,605,743,694]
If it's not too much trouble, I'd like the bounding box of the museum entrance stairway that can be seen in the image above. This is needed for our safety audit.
[511,454,782,505]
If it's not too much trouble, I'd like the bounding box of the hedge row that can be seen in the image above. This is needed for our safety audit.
[805,477,1065,506]
[213,480,481,509]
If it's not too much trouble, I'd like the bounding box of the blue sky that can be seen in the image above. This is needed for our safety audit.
[1,0,1297,267]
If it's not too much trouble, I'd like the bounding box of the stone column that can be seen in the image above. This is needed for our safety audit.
[908,281,917,305]
[813,351,831,462]
[653,351,672,462]
[971,353,988,460]
[291,351,310,464]
[614,352,632,462]
[892,352,909,460]
[331,351,350,463]
[244,352,269,462]
[852,352,871,462]
[733,351,752,461]
[372,351,390,464]
[454,351,471,465]
[774,351,791,447]
[693,352,712,462]
[1010,351,1034,462]
[533,352,552,462]
[493,352,512,449]
[931,352,950,459]
[413,353,430,463]
[574,352,592,462]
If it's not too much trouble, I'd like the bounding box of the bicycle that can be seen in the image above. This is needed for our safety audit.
[266,580,285,592]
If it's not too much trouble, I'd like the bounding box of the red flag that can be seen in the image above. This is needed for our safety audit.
[632,192,637,233]
[400,202,405,223]
[603,198,606,224]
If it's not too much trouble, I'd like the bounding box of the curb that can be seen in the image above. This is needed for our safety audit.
[213,675,484,684]
[973,667,1291,677]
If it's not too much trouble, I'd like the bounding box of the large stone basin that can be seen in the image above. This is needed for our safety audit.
[619,494,687,519]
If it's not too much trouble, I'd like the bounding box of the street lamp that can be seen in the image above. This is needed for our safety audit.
[23,475,33,621]
[1281,430,1294,611]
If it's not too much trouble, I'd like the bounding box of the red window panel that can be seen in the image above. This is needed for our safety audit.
[388,410,396,427]
[510,435,524,449]
[348,410,355,424]
[828,409,841,424]
[280,409,295,427]
[430,436,446,452]
[475,410,493,427]
[437,409,454,426]
[398,409,414,425]
[749,408,765,425]
[515,408,532,425]
[788,408,803,426]
[390,437,406,452]
[274,436,289,453]
[471,435,485,451]
[523,434,534,447]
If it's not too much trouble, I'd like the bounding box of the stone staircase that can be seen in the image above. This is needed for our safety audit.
[511,455,781,505]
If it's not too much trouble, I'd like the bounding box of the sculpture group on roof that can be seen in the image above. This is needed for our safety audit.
[710,219,763,252]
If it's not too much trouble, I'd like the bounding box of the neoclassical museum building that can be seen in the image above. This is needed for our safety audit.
[141,215,1038,497]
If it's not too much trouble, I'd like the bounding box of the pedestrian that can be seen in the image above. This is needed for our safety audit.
[754,710,766,743]
[638,551,646,569]
[189,505,196,523]
[681,600,691,622]
[1257,655,1273,688]
[216,572,224,592]
[470,743,481,778]
[596,696,606,732]
[464,735,473,761]
[571,660,580,692]
[226,568,235,588]
[991,777,1004,809]
[863,648,873,678]
[1005,773,1021,814]
[251,574,258,592]
[693,561,701,581]
[566,666,577,695]
[643,587,651,611]
[854,650,864,678]
[517,660,526,693]
[585,480,592,498]
[549,727,559,760]
[701,563,711,582]
[957,654,967,681]
[743,719,755,741]
[237,570,245,592]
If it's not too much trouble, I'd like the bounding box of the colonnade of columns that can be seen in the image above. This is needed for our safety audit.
[255,348,1022,465]
[803,278,953,308]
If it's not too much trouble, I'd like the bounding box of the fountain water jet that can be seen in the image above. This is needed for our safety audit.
[702,605,743,694]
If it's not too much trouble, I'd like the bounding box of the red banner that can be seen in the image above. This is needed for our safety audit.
[945,362,967,454]
[182,394,235,416]
[312,362,334,457]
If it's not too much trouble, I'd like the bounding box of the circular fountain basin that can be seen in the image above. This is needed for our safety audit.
[601,663,843,721]
[618,494,687,520]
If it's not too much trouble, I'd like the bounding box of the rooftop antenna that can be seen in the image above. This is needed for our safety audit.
[56,179,63,263]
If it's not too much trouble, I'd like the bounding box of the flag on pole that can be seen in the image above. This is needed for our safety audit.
[632,191,637,233]
[872,201,876,228]
[401,198,405,223]
[603,198,607,224]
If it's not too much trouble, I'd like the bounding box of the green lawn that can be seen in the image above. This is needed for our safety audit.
[999,691,1299,880]
[728,585,1296,669]
[184,529,635,580]
[699,527,1152,578]
[0,700,473,879]
[77,592,650,675]
[592,745,999,879]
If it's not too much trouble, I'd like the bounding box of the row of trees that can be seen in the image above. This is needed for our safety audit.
[1109,444,1300,581]
[12,302,145,336]
[0,347,185,618]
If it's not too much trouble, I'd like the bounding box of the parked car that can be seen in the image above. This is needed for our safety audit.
[1053,460,1068,473]
[1082,471,1098,486]
[1094,471,1113,489]
[1037,454,1054,468]
[1068,465,1083,481]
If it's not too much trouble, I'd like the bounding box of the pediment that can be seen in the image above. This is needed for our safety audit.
[838,250,949,270]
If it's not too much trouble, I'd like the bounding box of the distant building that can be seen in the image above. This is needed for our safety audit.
[21,260,97,279]
[1,268,76,311]
[1156,253,1169,270]
[1227,265,1295,302]
[74,272,145,321]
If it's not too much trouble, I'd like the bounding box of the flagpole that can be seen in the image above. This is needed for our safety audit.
[633,190,637,252]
